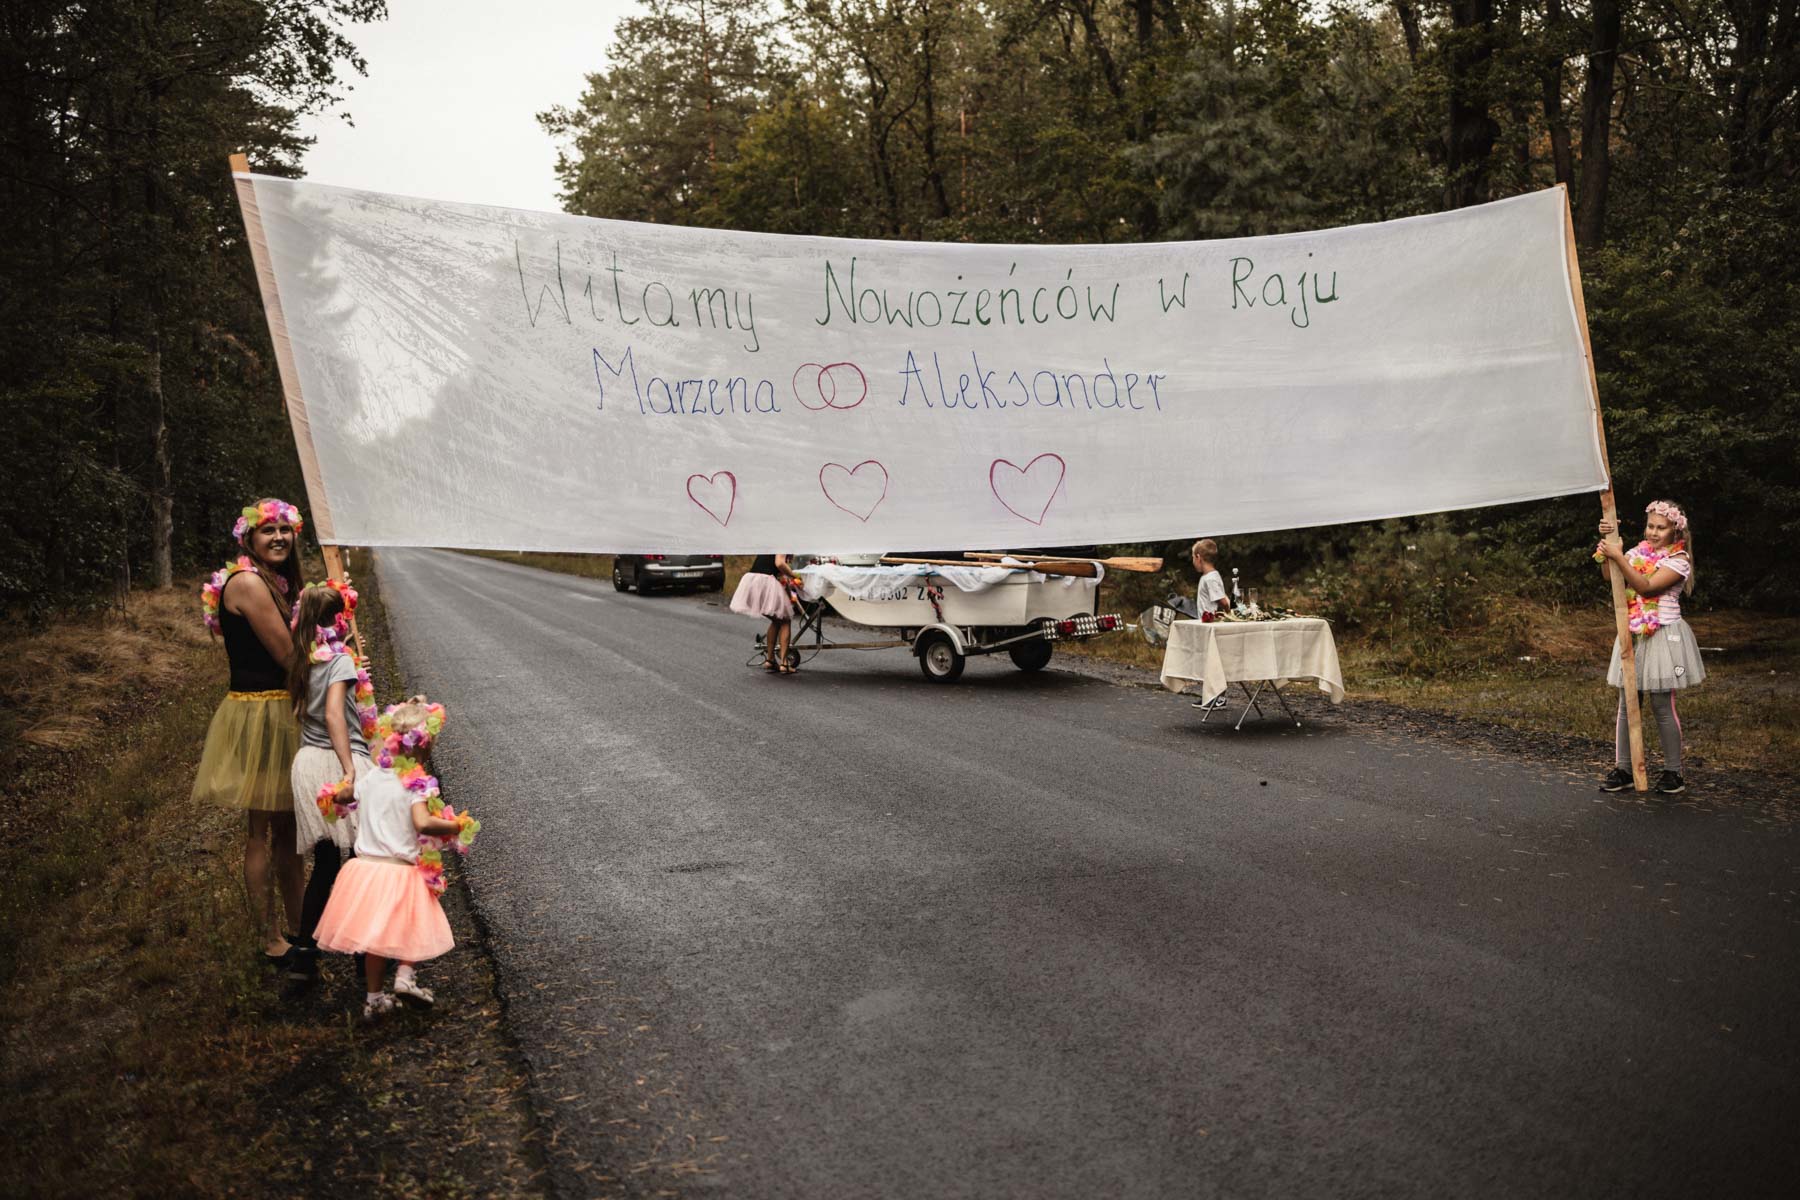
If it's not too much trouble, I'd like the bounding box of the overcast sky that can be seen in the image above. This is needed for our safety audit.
[293,0,636,212]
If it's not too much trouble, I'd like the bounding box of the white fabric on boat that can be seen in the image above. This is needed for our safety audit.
[798,560,1104,601]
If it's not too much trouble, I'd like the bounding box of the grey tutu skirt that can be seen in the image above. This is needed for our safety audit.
[1608,618,1705,691]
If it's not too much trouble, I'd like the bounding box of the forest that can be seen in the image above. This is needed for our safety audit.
[3,0,1795,610]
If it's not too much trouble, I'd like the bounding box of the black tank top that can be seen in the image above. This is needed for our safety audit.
[749,553,780,576]
[220,576,287,691]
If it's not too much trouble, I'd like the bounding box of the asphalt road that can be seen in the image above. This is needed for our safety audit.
[377,548,1797,1199]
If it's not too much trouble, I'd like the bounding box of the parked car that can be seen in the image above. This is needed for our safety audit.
[612,554,725,594]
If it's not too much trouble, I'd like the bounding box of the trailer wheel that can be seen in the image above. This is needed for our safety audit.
[917,631,965,682]
[1009,637,1053,672]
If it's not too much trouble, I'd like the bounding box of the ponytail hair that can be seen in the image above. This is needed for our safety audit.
[286,586,347,718]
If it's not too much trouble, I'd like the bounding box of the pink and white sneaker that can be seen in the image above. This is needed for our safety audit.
[394,976,435,1008]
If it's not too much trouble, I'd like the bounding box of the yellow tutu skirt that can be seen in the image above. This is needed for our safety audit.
[191,690,301,813]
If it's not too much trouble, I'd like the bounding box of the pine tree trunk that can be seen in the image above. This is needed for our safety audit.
[1446,0,1500,208]
[147,71,173,590]
[918,3,951,220]
[1574,0,1622,249]
[150,331,173,588]
[1541,0,1574,186]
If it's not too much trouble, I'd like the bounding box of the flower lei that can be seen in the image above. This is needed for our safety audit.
[368,703,478,898]
[234,499,303,545]
[200,556,292,634]
[1621,540,1685,635]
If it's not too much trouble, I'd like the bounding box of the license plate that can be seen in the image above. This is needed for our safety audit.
[674,571,703,578]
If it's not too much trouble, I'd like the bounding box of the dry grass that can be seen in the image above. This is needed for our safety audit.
[0,588,209,754]
[1340,608,1800,775]
[0,565,544,1197]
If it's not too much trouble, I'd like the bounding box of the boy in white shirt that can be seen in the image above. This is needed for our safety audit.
[1189,539,1231,710]
[1191,539,1230,615]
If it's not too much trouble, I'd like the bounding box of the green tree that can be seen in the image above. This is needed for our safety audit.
[0,0,384,607]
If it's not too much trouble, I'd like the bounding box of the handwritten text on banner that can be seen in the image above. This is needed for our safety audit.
[236,177,1606,551]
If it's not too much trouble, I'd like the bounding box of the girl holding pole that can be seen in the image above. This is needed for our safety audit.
[1595,499,1704,794]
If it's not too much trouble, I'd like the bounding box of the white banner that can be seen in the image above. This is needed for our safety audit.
[235,175,1607,551]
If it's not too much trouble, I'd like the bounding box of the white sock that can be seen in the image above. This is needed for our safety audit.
[366,990,383,1003]
[395,964,416,988]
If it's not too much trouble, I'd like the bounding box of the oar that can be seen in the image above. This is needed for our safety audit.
[964,552,1162,573]
[879,556,1098,578]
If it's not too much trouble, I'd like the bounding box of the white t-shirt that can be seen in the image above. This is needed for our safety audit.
[353,767,423,861]
[1197,569,1228,613]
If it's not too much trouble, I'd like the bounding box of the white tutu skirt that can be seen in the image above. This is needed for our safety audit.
[1608,619,1706,691]
[730,572,793,619]
[291,746,370,853]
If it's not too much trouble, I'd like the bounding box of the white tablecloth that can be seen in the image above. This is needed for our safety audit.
[1159,618,1345,706]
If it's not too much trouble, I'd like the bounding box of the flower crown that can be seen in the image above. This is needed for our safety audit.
[1645,500,1687,529]
[375,701,447,766]
[234,499,304,545]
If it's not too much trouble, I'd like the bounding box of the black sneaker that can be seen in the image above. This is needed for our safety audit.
[1657,770,1687,794]
[1599,767,1633,792]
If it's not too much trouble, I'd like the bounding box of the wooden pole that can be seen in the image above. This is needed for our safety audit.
[1560,184,1647,791]
[230,154,368,665]
[319,544,369,662]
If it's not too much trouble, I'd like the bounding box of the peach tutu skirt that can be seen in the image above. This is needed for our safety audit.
[314,857,454,963]
[730,572,793,619]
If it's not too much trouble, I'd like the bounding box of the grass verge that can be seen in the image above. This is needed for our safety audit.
[0,560,545,1197]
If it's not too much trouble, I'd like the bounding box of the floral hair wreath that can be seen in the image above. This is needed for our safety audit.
[375,700,447,765]
[234,499,304,546]
[1645,500,1688,530]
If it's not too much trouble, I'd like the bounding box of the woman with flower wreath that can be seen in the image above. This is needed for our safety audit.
[284,579,376,979]
[1594,499,1704,794]
[193,498,307,966]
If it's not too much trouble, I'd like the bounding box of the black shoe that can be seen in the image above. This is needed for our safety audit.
[1599,767,1633,792]
[1657,770,1687,794]
[285,942,320,981]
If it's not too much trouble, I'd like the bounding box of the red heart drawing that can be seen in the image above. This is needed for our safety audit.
[819,460,888,522]
[792,362,868,411]
[686,471,737,527]
[989,453,1066,525]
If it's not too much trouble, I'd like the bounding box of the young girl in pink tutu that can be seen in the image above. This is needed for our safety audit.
[731,553,800,673]
[314,697,474,1018]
